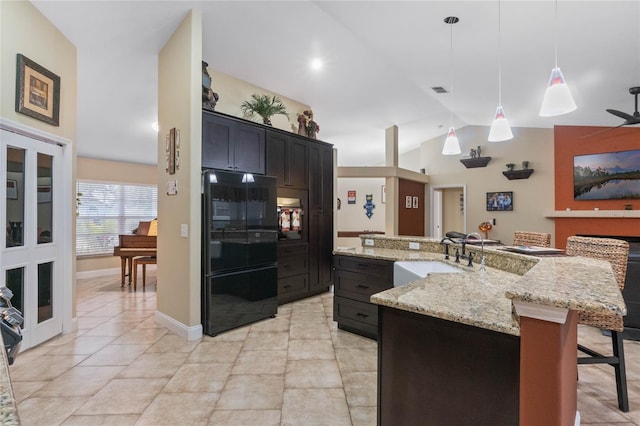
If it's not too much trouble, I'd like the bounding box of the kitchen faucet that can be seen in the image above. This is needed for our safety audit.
[439,237,457,260]
[465,232,486,272]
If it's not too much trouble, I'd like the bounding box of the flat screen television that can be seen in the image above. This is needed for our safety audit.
[573,149,640,200]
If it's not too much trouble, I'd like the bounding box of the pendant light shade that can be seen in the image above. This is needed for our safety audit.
[442,127,462,155]
[539,0,577,117]
[539,67,577,116]
[488,106,513,142]
[489,0,513,142]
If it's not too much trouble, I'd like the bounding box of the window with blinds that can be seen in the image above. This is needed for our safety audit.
[76,181,157,256]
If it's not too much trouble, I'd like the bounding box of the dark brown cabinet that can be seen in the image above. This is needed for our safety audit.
[333,255,393,339]
[308,142,334,295]
[277,242,309,304]
[202,111,265,174]
[266,131,308,188]
[200,110,334,306]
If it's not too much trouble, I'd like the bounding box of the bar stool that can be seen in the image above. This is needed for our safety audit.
[565,236,629,412]
[133,256,156,291]
[513,231,551,247]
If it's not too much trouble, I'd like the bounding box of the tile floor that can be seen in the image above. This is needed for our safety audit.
[8,270,640,425]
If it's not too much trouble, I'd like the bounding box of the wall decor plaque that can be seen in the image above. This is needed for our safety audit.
[15,54,60,126]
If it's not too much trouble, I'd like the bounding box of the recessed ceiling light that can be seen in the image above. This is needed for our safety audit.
[310,58,323,71]
[152,122,159,132]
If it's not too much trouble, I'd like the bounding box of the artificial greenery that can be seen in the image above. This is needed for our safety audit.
[240,94,289,125]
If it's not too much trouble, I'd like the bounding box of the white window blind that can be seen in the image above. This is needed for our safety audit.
[76,181,157,256]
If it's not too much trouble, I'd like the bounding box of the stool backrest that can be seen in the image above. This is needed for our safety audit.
[513,231,551,247]
[565,236,629,290]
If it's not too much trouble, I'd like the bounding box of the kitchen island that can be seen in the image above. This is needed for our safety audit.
[334,235,626,426]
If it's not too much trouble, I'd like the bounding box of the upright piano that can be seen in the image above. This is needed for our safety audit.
[113,220,157,286]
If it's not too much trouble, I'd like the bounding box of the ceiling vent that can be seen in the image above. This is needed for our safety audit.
[431,86,448,94]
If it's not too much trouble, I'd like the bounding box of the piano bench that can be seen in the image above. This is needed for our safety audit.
[133,256,156,291]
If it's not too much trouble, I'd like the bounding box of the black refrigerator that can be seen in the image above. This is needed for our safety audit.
[201,169,278,336]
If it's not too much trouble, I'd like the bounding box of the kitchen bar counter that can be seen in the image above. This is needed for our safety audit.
[339,235,628,426]
[335,236,626,332]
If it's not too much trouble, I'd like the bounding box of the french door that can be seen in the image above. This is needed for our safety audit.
[1,129,63,349]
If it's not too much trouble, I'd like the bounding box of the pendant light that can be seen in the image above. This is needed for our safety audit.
[539,0,576,117]
[488,0,513,142]
[442,16,461,155]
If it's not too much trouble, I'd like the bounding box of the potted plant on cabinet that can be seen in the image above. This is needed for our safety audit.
[240,94,289,125]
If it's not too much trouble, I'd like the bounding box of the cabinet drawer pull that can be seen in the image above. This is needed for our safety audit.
[356,284,369,289]
[356,312,369,319]
[356,263,370,268]
[283,285,291,289]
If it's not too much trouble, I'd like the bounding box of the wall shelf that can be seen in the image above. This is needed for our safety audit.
[503,169,534,180]
[460,157,491,168]
[545,210,640,218]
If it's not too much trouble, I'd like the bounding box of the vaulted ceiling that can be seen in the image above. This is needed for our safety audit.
[32,1,640,166]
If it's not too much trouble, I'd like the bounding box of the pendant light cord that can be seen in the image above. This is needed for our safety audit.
[450,21,454,127]
[554,0,558,68]
[498,0,502,105]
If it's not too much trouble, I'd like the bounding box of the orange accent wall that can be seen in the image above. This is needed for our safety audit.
[554,126,640,248]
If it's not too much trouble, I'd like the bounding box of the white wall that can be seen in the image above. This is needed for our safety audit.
[336,177,385,247]
[403,126,555,244]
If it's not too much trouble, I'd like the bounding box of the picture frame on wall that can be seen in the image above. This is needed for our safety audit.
[15,54,60,126]
[486,191,513,211]
[6,180,18,200]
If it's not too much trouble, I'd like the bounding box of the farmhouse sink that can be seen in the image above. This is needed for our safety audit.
[393,261,462,287]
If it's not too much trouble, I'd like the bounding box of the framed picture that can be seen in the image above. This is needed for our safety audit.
[347,190,356,204]
[15,54,60,126]
[37,185,51,203]
[486,191,513,211]
[6,180,18,200]
[168,128,176,174]
[573,149,640,200]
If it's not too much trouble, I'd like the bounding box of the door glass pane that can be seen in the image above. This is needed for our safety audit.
[37,153,53,244]
[5,268,25,327]
[6,147,25,247]
[38,262,53,323]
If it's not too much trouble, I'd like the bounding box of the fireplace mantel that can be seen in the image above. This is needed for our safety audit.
[546,210,640,219]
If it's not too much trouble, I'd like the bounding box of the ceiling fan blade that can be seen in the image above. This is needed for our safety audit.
[606,109,636,121]
[579,123,627,139]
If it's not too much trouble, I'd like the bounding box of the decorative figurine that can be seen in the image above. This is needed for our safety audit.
[303,110,320,139]
[202,61,219,112]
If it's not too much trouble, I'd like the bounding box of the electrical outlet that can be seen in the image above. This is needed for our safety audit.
[364,239,374,247]
[180,224,188,238]
[409,242,420,250]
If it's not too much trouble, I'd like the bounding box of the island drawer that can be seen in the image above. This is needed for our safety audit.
[334,255,393,280]
[334,296,378,337]
[334,269,391,303]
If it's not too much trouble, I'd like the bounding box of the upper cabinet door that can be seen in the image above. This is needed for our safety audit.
[288,138,308,189]
[202,112,265,174]
[202,112,233,170]
[266,131,308,188]
[266,132,287,185]
[233,123,265,175]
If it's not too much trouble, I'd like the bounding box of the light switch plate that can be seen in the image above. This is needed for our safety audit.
[167,180,178,195]
[409,242,420,250]
[180,224,188,238]
[364,239,374,247]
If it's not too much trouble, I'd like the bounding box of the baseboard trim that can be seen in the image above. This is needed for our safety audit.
[154,310,203,341]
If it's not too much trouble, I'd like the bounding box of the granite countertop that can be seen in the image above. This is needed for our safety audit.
[0,332,20,425]
[334,235,626,336]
